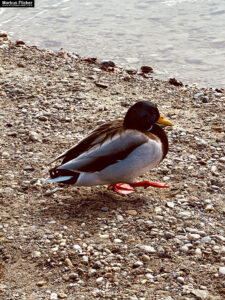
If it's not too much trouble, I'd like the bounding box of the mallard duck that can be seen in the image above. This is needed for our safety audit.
[46,101,173,195]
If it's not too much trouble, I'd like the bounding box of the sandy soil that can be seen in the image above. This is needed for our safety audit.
[0,36,225,300]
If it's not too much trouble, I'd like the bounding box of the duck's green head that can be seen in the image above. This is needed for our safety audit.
[123,100,173,131]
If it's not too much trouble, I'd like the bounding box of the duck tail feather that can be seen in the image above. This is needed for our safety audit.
[46,176,73,183]
[47,167,80,184]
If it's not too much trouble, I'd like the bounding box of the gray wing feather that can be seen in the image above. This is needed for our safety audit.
[58,130,147,173]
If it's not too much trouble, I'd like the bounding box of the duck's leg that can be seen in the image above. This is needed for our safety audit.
[108,183,135,195]
[131,180,168,188]
[108,181,168,195]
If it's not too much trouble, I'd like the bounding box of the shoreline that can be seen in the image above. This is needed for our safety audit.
[1,31,224,90]
[0,35,225,299]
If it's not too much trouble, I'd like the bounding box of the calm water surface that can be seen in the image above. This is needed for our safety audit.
[1,0,225,87]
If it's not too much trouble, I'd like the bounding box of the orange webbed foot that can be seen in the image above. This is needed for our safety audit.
[108,183,135,195]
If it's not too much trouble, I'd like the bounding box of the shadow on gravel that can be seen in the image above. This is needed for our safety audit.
[37,189,150,221]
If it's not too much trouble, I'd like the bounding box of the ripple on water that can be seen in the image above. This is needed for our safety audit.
[0,0,225,87]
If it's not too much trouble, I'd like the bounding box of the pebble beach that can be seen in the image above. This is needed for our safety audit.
[0,35,225,299]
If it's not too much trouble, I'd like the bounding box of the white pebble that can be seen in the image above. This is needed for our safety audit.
[180,245,189,253]
[218,266,225,275]
[82,256,89,264]
[178,211,191,218]
[114,238,122,243]
[139,245,156,254]
[166,202,175,208]
[195,248,202,257]
[73,245,82,252]
[177,276,185,284]
[116,214,124,222]
[50,293,58,300]
[145,273,154,280]
[133,261,143,267]
[96,277,104,284]
[2,151,10,158]
[188,233,200,241]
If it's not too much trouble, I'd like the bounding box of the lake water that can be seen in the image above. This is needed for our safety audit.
[1,0,225,88]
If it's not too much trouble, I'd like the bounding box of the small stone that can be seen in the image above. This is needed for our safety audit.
[93,67,101,72]
[100,60,116,67]
[188,233,200,241]
[139,245,156,254]
[93,261,102,269]
[96,277,104,284]
[213,126,223,131]
[101,207,108,212]
[65,258,73,268]
[211,165,217,173]
[195,248,202,257]
[82,255,89,264]
[16,40,25,46]
[200,236,212,243]
[154,207,162,214]
[166,202,175,208]
[2,151,10,158]
[191,289,209,299]
[50,293,58,300]
[145,220,154,228]
[141,65,153,74]
[177,276,185,284]
[99,234,110,239]
[114,238,122,243]
[51,246,59,252]
[194,92,204,99]
[165,232,174,239]
[157,246,166,257]
[133,261,143,268]
[0,284,7,291]
[29,131,42,142]
[205,204,214,211]
[218,157,225,162]
[36,280,47,286]
[197,139,207,146]
[141,254,150,262]
[116,214,124,222]
[0,33,7,38]
[88,268,97,277]
[59,240,66,247]
[69,272,79,280]
[145,273,154,280]
[178,211,191,218]
[218,266,225,275]
[105,248,111,254]
[180,245,189,253]
[130,296,139,300]
[32,250,41,258]
[95,82,108,89]
[7,131,17,137]
[58,292,67,299]
[202,96,209,103]
[17,62,26,68]
[186,227,199,234]
[169,78,183,87]
[73,244,82,252]
[125,209,137,216]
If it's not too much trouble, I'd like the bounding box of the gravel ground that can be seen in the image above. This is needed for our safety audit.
[0,36,225,300]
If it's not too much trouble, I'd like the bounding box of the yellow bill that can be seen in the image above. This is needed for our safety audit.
[157,114,173,126]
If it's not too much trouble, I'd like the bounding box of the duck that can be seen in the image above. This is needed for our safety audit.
[46,101,173,195]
